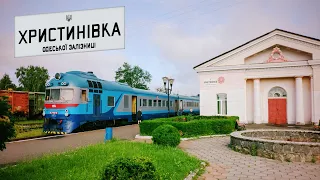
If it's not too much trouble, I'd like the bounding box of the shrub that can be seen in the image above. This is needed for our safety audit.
[0,96,16,151]
[102,156,159,180]
[140,115,238,138]
[152,124,181,147]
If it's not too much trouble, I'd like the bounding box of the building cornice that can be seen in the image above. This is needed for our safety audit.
[196,60,320,73]
[195,31,320,70]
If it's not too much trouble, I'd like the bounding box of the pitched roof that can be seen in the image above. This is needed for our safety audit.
[193,28,320,69]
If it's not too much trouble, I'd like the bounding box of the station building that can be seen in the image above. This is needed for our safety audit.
[193,29,320,125]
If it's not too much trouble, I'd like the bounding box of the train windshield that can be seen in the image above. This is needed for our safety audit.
[45,88,74,101]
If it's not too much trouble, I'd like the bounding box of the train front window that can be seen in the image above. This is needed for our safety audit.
[51,89,60,100]
[60,89,74,101]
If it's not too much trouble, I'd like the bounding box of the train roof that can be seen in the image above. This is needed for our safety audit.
[47,71,199,101]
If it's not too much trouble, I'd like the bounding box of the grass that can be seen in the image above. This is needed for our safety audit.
[11,128,49,140]
[0,139,202,180]
[15,120,44,125]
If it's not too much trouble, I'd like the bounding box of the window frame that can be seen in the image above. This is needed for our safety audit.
[124,95,129,108]
[108,96,115,107]
[217,93,227,115]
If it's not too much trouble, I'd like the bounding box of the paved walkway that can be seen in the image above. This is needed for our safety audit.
[179,136,320,180]
[0,124,139,166]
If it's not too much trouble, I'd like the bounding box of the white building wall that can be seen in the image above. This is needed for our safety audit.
[313,67,320,123]
[246,80,254,123]
[199,71,246,122]
[302,77,312,124]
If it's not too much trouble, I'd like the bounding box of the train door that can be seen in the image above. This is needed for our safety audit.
[132,96,137,121]
[175,100,179,114]
[179,100,183,115]
[93,94,101,116]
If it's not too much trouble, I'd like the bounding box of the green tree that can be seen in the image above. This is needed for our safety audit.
[0,96,16,151]
[15,65,49,92]
[115,62,152,90]
[0,74,17,90]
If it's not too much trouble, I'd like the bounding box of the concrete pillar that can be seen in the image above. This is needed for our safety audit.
[311,76,315,124]
[295,76,304,125]
[253,79,261,124]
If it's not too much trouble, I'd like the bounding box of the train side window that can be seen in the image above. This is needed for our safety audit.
[124,95,129,108]
[45,89,50,100]
[148,99,152,107]
[153,100,157,107]
[97,82,102,89]
[108,96,115,107]
[139,99,142,107]
[170,101,173,107]
[87,80,93,88]
[143,99,147,106]
[162,100,165,107]
[81,90,87,102]
[92,81,98,88]
[158,100,161,107]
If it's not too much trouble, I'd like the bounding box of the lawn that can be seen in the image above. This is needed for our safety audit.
[0,140,203,180]
[10,120,49,141]
[15,120,44,125]
[11,128,50,140]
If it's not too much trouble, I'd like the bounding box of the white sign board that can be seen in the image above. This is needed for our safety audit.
[15,7,125,57]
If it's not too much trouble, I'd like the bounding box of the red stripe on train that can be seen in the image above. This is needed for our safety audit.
[45,104,79,109]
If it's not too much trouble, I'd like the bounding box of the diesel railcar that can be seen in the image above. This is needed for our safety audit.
[43,71,200,134]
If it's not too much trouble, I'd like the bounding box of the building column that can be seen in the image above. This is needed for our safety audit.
[253,79,261,124]
[295,76,304,125]
[311,76,315,124]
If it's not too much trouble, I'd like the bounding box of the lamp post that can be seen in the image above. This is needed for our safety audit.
[162,76,174,118]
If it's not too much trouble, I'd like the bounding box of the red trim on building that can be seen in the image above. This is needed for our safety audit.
[45,104,79,109]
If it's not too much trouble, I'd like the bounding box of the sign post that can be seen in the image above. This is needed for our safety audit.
[15,7,125,58]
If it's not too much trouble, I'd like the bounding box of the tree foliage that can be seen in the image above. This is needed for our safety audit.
[0,74,16,90]
[15,65,50,92]
[115,62,152,90]
[0,96,16,151]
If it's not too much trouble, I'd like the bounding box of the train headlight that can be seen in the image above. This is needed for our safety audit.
[42,110,46,116]
[65,109,69,117]
[55,73,61,80]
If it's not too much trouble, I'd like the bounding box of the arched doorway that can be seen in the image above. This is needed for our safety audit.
[268,86,287,125]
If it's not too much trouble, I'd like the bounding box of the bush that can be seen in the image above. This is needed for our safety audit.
[0,96,16,150]
[152,124,181,147]
[102,156,159,180]
[140,115,238,138]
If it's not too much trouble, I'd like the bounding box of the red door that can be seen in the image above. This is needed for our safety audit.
[268,98,287,125]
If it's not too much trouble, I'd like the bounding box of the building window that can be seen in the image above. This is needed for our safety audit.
[124,95,129,108]
[148,99,152,107]
[108,96,115,107]
[217,93,227,115]
[143,99,147,106]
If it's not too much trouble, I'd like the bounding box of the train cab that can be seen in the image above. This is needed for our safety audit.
[43,72,87,134]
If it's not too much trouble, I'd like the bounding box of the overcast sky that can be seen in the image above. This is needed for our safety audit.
[0,0,319,96]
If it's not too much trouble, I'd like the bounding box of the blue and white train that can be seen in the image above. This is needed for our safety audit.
[43,71,200,134]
